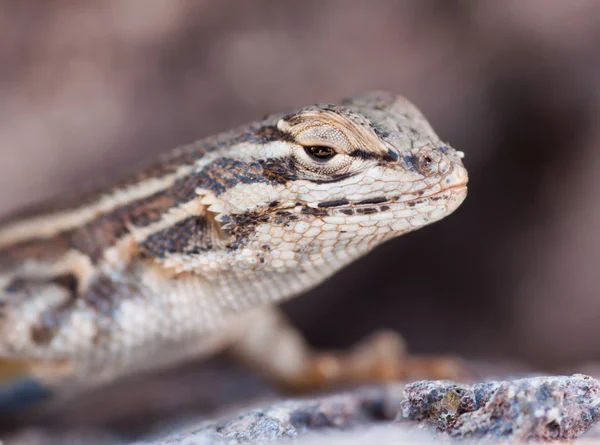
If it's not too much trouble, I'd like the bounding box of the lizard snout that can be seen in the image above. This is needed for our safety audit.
[443,161,469,190]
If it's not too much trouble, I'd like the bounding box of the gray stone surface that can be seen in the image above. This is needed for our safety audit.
[8,375,600,444]
[129,387,402,445]
[402,374,600,441]
[134,375,600,444]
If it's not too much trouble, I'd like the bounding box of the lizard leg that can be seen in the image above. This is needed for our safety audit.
[228,307,464,391]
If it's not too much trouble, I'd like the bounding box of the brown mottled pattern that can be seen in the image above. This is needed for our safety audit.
[258,157,298,184]
[196,158,269,195]
[139,216,211,258]
[0,236,72,267]
[84,274,143,346]
[0,191,179,266]
[141,194,304,259]
[29,273,143,346]
[27,275,78,345]
[0,151,197,226]
[70,215,130,264]
[0,120,275,226]
[0,133,281,266]
[218,208,301,252]
[255,125,295,143]
[124,192,178,226]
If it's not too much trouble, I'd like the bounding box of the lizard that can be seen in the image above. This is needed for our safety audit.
[0,91,468,403]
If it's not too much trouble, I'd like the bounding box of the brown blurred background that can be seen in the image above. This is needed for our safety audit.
[2,0,600,377]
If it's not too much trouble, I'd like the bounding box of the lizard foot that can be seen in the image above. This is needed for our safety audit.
[282,330,466,392]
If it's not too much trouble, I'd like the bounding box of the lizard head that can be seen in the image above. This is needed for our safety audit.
[202,92,468,277]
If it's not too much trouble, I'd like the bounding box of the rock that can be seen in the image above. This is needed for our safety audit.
[131,386,403,445]
[8,374,600,444]
[401,374,600,441]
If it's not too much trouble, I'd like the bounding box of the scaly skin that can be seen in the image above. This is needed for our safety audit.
[0,92,468,397]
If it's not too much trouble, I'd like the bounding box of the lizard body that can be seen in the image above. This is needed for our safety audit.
[0,92,468,397]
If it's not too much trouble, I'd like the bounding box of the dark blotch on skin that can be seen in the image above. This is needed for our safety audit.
[0,236,71,268]
[310,171,354,185]
[51,274,78,296]
[318,199,350,208]
[30,273,145,346]
[259,158,298,184]
[29,274,79,345]
[85,276,143,345]
[373,128,390,139]
[225,208,291,251]
[125,192,178,227]
[356,197,388,205]
[140,216,212,258]
[356,208,378,215]
[403,155,419,171]
[348,150,377,160]
[407,198,428,208]
[71,214,129,264]
[197,158,269,196]
[300,206,328,217]
[30,322,59,346]
[382,150,399,162]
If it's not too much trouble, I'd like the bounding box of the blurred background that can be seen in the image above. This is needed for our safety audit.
[2,0,600,436]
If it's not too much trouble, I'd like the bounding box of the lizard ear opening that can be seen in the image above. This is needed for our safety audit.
[202,210,233,248]
[197,193,234,247]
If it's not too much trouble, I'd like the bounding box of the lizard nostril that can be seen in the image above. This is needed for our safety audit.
[418,155,433,172]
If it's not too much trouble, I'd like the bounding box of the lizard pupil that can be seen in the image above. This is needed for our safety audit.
[305,146,335,160]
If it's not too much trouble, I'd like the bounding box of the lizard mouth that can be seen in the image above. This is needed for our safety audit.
[297,184,467,218]
[313,182,468,213]
[396,182,468,203]
[264,168,468,219]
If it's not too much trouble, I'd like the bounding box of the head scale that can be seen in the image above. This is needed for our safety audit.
[198,92,468,279]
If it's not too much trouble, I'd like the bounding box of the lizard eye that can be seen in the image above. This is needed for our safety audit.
[304,146,336,160]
